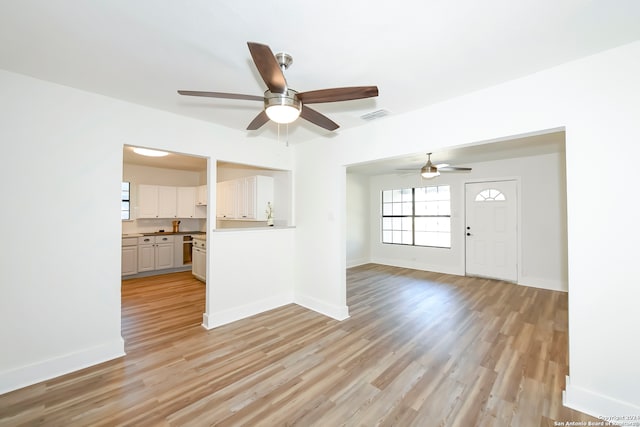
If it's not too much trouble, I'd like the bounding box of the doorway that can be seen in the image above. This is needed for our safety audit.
[121,145,209,343]
[465,180,518,282]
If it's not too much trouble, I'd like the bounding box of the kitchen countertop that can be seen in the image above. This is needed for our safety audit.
[122,231,206,238]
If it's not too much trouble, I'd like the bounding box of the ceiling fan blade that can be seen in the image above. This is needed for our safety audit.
[247,42,287,94]
[246,110,270,130]
[297,86,379,104]
[300,106,339,131]
[440,166,472,171]
[178,90,263,101]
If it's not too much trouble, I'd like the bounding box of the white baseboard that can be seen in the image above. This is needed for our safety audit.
[346,257,370,269]
[0,337,125,395]
[202,293,294,329]
[519,275,567,292]
[294,293,350,321]
[563,376,640,418]
[369,257,463,276]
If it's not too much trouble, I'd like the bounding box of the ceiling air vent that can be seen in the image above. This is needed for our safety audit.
[360,109,390,121]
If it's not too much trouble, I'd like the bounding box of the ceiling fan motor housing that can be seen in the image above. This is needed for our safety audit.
[264,89,302,123]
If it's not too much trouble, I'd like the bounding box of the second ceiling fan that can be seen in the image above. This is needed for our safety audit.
[178,42,379,131]
[398,153,472,178]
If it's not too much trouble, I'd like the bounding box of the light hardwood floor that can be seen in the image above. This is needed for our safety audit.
[0,264,604,426]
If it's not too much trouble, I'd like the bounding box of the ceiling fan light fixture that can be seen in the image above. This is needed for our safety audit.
[264,89,302,124]
[421,168,440,179]
[420,153,440,178]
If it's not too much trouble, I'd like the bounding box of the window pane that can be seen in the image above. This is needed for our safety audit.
[437,185,450,197]
[392,217,402,230]
[382,230,392,243]
[121,201,130,220]
[393,189,402,202]
[425,186,439,201]
[401,188,412,201]
[392,230,403,244]
[402,230,413,244]
[402,217,413,230]
[437,200,451,215]
[382,217,392,230]
[402,202,412,215]
[383,190,393,203]
[415,231,448,247]
[383,203,393,216]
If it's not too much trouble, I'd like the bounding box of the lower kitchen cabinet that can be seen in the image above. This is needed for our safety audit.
[138,235,175,272]
[192,238,206,282]
[121,238,138,276]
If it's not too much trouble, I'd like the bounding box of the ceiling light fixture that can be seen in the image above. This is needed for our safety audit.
[133,147,169,157]
[420,153,440,179]
[264,89,301,124]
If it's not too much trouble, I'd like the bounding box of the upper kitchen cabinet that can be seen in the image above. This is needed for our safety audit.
[217,175,274,221]
[177,186,196,218]
[196,185,207,206]
[157,186,177,218]
[138,184,206,219]
[137,184,177,219]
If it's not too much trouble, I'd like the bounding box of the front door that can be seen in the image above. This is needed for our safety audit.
[465,180,518,282]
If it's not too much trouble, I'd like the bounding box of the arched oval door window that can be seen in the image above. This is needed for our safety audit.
[474,188,506,202]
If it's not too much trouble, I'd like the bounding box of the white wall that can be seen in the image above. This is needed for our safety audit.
[293,41,640,417]
[366,148,568,291]
[346,173,370,267]
[293,143,349,320]
[204,228,295,328]
[0,69,294,394]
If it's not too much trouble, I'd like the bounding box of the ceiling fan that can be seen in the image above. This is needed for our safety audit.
[178,42,379,131]
[399,153,472,179]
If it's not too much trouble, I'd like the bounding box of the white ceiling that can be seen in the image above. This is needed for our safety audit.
[123,146,207,171]
[2,1,639,147]
[347,130,565,175]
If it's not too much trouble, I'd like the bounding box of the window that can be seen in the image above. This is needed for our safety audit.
[121,182,131,220]
[382,185,451,248]
[475,188,505,201]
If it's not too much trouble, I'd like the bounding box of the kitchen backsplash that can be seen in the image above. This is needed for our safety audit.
[122,218,206,234]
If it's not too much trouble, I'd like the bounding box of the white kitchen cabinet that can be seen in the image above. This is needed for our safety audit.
[121,237,138,276]
[138,185,177,218]
[155,236,175,269]
[192,238,206,282]
[137,237,155,272]
[196,185,207,206]
[195,185,207,219]
[177,186,196,218]
[138,235,174,272]
[137,185,159,218]
[216,180,237,219]
[157,186,177,218]
[216,175,274,221]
